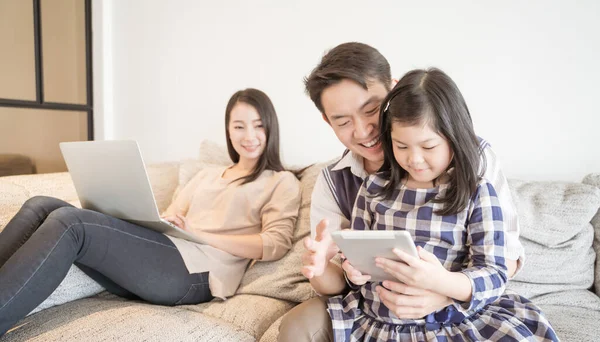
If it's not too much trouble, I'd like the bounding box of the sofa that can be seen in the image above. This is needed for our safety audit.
[1,141,599,341]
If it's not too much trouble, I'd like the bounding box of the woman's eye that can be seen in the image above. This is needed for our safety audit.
[234,126,243,129]
[423,146,437,150]
[395,146,407,150]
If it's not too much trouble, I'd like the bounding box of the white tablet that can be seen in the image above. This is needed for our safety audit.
[331,230,418,283]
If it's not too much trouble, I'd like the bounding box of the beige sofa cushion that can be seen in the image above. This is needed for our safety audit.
[237,161,326,302]
[184,294,294,339]
[9,293,254,342]
[582,173,600,295]
[506,179,600,299]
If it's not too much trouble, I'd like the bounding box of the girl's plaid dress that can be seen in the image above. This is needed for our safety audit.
[327,173,558,342]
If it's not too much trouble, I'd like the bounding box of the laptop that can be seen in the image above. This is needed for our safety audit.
[59,140,202,244]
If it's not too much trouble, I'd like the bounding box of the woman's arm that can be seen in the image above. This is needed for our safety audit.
[194,231,264,259]
[162,169,207,217]
[170,171,301,261]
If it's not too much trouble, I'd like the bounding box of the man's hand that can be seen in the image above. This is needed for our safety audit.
[301,219,339,279]
[376,281,452,319]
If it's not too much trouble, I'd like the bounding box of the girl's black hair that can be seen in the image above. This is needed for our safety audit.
[377,68,486,215]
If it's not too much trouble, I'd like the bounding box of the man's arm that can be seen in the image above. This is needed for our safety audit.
[302,171,349,295]
[482,144,524,277]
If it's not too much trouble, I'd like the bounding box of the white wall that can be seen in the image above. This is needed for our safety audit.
[93,0,600,182]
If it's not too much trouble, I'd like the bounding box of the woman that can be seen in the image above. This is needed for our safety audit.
[0,88,301,337]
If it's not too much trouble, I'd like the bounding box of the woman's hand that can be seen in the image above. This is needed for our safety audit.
[161,213,190,231]
[341,254,371,286]
[375,246,447,292]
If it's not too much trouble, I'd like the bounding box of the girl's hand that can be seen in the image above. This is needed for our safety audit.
[341,253,371,286]
[375,246,447,293]
[375,281,452,319]
[301,219,339,279]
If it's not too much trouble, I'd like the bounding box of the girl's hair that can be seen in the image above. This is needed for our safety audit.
[377,68,486,216]
[224,88,285,184]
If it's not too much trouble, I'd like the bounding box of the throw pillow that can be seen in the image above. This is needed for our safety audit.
[582,173,600,295]
[506,179,600,300]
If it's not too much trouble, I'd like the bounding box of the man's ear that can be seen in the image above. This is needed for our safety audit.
[391,78,398,88]
[322,113,330,125]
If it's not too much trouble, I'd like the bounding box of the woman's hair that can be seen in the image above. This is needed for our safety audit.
[377,68,485,215]
[224,88,285,184]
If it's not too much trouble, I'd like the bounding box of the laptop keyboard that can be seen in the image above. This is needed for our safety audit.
[161,219,181,230]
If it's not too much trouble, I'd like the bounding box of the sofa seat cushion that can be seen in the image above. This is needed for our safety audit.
[184,294,294,339]
[582,173,600,295]
[507,179,600,299]
[537,304,600,342]
[6,293,254,342]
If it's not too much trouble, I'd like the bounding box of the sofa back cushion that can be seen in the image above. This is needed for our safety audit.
[506,179,600,299]
[582,173,600,295]
[237,161,327,302]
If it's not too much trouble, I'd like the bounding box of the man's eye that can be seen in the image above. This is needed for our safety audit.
[338,121,350,127]
[366,106,380,115]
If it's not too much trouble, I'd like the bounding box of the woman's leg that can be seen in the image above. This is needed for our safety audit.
[0,196,72,267]
[0,206,212,336]
[0,196,134,298]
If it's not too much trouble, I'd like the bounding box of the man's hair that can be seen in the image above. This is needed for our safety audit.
[304,42,392,115]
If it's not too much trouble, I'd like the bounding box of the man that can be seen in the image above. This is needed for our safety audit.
[278,42,523,342]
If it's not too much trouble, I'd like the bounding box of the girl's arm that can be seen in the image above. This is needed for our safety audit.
[451,180,508,312]
[375,180,507,314]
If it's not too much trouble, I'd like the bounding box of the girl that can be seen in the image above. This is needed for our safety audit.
[327,69,558,341]
[0,88,301,337]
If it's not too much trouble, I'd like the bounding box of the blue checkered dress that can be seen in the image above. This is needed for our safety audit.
[327,174,558,341]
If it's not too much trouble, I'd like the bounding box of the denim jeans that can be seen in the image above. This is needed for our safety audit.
[0,196,212,336]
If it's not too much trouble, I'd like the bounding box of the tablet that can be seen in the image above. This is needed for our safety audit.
[331,230,418,283]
